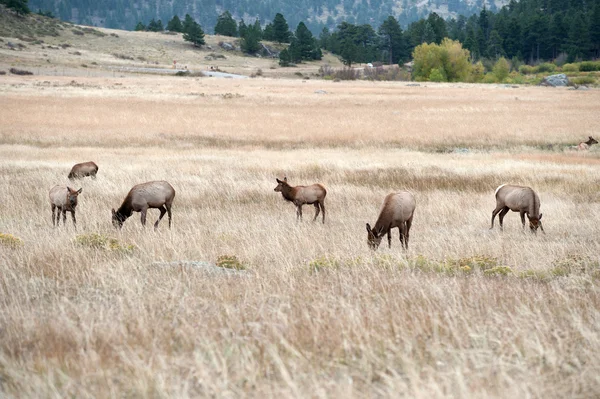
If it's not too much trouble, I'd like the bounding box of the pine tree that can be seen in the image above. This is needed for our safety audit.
[214,11,237,37]
[183,19,205,47]
[134,22,146,31]
[182,14,195,35]
[3,0,30,15]
[240,24,261,54]
[294,22,319,61]
[238,19,248,38]
[279,48,292,66]
[272,13,291,43]
[379,15,405,64]
[167,15,183,32]
[262,23,274,41]
[590,3,600,58]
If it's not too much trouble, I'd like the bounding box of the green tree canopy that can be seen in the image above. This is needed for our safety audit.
[241,23,261,54]
[183,18,205,46]
[214,11,237,37]
[412,38,472,82]
[272,13,291,43]
[167,15,183,32]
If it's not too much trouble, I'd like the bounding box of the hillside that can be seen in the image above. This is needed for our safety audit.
[27,0,509,34]
[0,6,341,79]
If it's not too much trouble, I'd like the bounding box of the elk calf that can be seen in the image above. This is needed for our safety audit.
[112,181,175,229]
[366,191,416,250]
[68,161,99,180]
[274,177,327,223]
[49,185,82,227]
[491,184,544,233]
[577,136,598,151]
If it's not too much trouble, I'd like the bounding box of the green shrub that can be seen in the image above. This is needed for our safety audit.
[519,65,536,74]
[536,62,556,73]
[505,72,525,84]
[308,256,340,272]
[481,73,498,83]
[551,254,599,276]
[561,63,579,72]
[429,68,446,82]
[469,61,485,82]
[492,57,510,82]
[216,255,246,270]
[412,39,472,82]
[571,76,596,85]
[579,61,600,72]
[483,266,514,276]
[0,233,23,248]
[74,233,135,253]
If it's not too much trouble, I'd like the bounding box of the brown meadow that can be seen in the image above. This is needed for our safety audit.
[1,73,600,398]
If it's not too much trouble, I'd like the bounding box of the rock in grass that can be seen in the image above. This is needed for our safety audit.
[539,73,569,87]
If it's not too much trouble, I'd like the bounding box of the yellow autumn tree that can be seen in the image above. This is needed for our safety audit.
[412,38,473,82]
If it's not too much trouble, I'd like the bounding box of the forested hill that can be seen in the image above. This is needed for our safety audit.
[27,0,508,34]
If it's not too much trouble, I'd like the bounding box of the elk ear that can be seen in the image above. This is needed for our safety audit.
[283,176,287,182]
[539,213,543,220]
[366,223,372,233]
[67,186,73,192]
[276,178,282,183]
[112,208,116,215]
[77,188,82,194]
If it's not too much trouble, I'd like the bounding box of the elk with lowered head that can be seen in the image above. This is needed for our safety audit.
[491,184,544,233]
[366,191,416,250]
[112,181,175,230]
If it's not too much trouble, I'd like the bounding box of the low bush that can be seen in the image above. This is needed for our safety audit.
[571,76,596,86]
[216,255,246,270]
[536,62,556,73]
[74,233,135,253]
[318,64,334,78]
[0,233,23,248]
[579,61,600,72]
[561,63,579,72]
[9,68,33,75]
[363,65,410,81]
[519,65,536,74]
[333,67,360,80]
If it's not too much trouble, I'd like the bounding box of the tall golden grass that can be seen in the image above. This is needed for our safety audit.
[1,75,600,397]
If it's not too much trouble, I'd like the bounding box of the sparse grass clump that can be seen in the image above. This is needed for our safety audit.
[73,233,135,253]
[0,233,23,248]
[215,254,246,270]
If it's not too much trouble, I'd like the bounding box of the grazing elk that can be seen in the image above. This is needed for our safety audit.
[577,136,598,151]
[274,177,327,223]
[366,191,416,250]
[49,185,82,227]
[112,181,175,230]
[491,184,544,233]
[68,161,99,180]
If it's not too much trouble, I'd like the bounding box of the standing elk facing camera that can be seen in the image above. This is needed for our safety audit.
[112,181,175,230]
[274,177,327,223]
[366,191,416,250]
[49,185,82,227]
[68,161,98,180]
[491,184,544,233]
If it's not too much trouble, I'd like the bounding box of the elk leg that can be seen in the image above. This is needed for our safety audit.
[166,203,173,228]
[519,211,526,229]
[313,203,320,222]
[71,211,76,229]
[387,229,392,248]
[498,207,509,230]
[296,205,303,222]
[490,205,504,229]
[140,208,148,227]
[62,209,67,225]
[405,217,413,250]
[155,206,167,230]
[52,205,56,227]
[320,201,326,224]
[56,206,62,226]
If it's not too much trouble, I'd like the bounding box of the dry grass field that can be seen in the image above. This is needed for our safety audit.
[2,50,600,397]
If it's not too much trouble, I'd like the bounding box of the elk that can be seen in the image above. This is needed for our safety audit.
[366,191,416,250]
[490,184,544,233]
[112,181,175,230]
[68,161,99,180]
[49,185,82,227]
[577,136,598,151]
[274,177,327,223]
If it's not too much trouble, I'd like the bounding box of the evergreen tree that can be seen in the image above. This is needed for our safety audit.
[279,48,292,66]
[262,23,274,41]
[427,12,447,44]
[293,22,320,61]
[272,13,291,43]
[183,19,205,46]
[214,11,237,37]
[422,22,436,44]
[238,19,248,38]
[2,0,30,15]
[379,15,405,64]
[167,15,183,32]
[240,23,261,54]
[134,22,146,31]
[182,14,195,35]
[566,12,589,61]
[590,3,600,58]
[252,19,263,39]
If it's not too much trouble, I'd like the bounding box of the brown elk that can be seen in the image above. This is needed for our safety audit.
[366,191,416,250]
[491,184,544,233]
[274,177,327,223]
[49,185,82,227]
[68,161,98,180]
[577,136,598,151]
[112,181,175,229]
